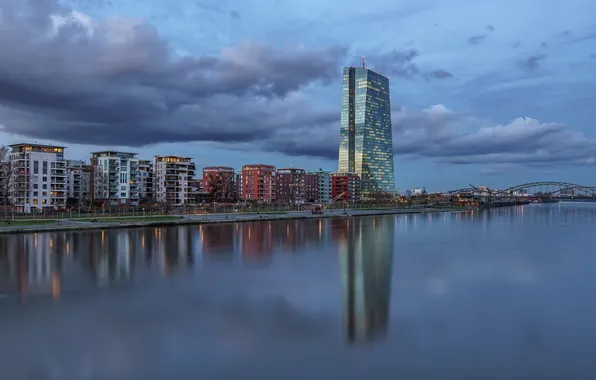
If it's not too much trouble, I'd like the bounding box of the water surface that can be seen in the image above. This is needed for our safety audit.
[1,203,596,379]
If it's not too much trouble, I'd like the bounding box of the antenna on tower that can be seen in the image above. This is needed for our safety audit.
[362,56,365,68]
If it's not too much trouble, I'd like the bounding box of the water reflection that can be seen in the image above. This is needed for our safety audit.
[0,228,196,297]
[341,217,394,343]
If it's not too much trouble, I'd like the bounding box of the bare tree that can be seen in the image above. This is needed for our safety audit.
[0,146,15,218]
[91,164,107,207]
[205,172,236,202]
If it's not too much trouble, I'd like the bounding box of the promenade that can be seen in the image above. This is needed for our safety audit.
[0,206,471,235]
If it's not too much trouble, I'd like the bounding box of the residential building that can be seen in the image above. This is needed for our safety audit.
[9,143,67,213]
[65,160,90,204]
[154,156,196,206]
[138,160,154,203]
[241,164,276,202]
[276,168,306,204]
[331,172,361,203]
[308,170,331,203]
[338,63,395,195]
[305,172,319,203]
[90,151,140,207]
[202,166,236,202]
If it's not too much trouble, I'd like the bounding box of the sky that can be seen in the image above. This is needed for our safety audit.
[0,0,595,192]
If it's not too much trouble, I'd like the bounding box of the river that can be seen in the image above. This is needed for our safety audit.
[1,203,596,379]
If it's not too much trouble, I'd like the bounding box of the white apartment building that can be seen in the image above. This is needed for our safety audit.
[9,144,67,213]
[91,151,140,207]
[66,160,90,203]
[138,159,154,202]
[308,170,332,203]
[154,156,196,206]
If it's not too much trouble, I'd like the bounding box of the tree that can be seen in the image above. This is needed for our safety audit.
[205,172,236,202]
[0,146,16,218]
[91,164,107,206]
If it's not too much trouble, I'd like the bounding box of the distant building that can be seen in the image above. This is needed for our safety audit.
[331,172,361,203]
[65,160,90,205]
[202,166,236,202]
[154,156,196,206]
[338,64,395,195]
[308,170,332,203]
[242,164,276,202]
[235,171,242,200]
[138,159,154,203]
[276,168,306,204]
[90,151,140,207]
[9,143,67,212]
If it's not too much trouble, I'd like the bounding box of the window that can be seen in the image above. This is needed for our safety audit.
[120,192,126,197]
[42,192,47,196]
[42,161,48,174]
[33,191,38,196]
[33,184,38,189]
[42,184,47,189]
[33,161,39,174]
[42,176,47,182]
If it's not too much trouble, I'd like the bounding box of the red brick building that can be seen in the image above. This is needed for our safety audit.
[241,164,276,202]
[331,172,361,203]
[202,166,236,202]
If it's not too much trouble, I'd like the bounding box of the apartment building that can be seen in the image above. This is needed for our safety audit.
[138,159,154,203]
[65,160,90,203]
[308,170,332,203]
[241,164,276,202]
[9,143,67,212]
[90,151,140,207]
[331,172,361,203]
[202,166,236,202]
[305,172,319,203]
[276,168,306,204]
[154,156,196,206]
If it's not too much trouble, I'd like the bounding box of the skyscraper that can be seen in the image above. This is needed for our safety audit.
[338,64,395,194]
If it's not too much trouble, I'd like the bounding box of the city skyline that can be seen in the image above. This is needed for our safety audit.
[1,0,596,192]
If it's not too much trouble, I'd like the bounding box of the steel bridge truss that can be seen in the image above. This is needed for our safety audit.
[447,182,596,197]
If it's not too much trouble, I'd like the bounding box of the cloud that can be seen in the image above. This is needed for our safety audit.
[517,54,546,71]
[467,35,487,45]
[364,49,453,81]
[229,10,240,19]
[511,41,521,48]
[424,69,454,80]
[486,25,495,32]
[260,103,596,168]
[0,0,347,147]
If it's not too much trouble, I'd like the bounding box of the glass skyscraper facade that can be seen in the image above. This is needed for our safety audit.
[338,66,395,194]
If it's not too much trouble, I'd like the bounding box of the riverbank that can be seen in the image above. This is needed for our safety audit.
[0,206,474,235]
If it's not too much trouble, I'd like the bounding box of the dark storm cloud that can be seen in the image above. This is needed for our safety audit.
[0,0,347,147]
[517,54,547,71]
[468,35,487,45]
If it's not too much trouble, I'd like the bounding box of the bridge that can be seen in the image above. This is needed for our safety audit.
[446,182,596,200]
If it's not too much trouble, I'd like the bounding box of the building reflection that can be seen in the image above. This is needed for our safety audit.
[0,227,197,297]
[340,216,394,344]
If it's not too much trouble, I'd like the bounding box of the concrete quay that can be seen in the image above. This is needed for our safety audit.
[0,207,473,235]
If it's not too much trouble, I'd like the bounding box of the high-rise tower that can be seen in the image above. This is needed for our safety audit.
[338,64,395,194]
